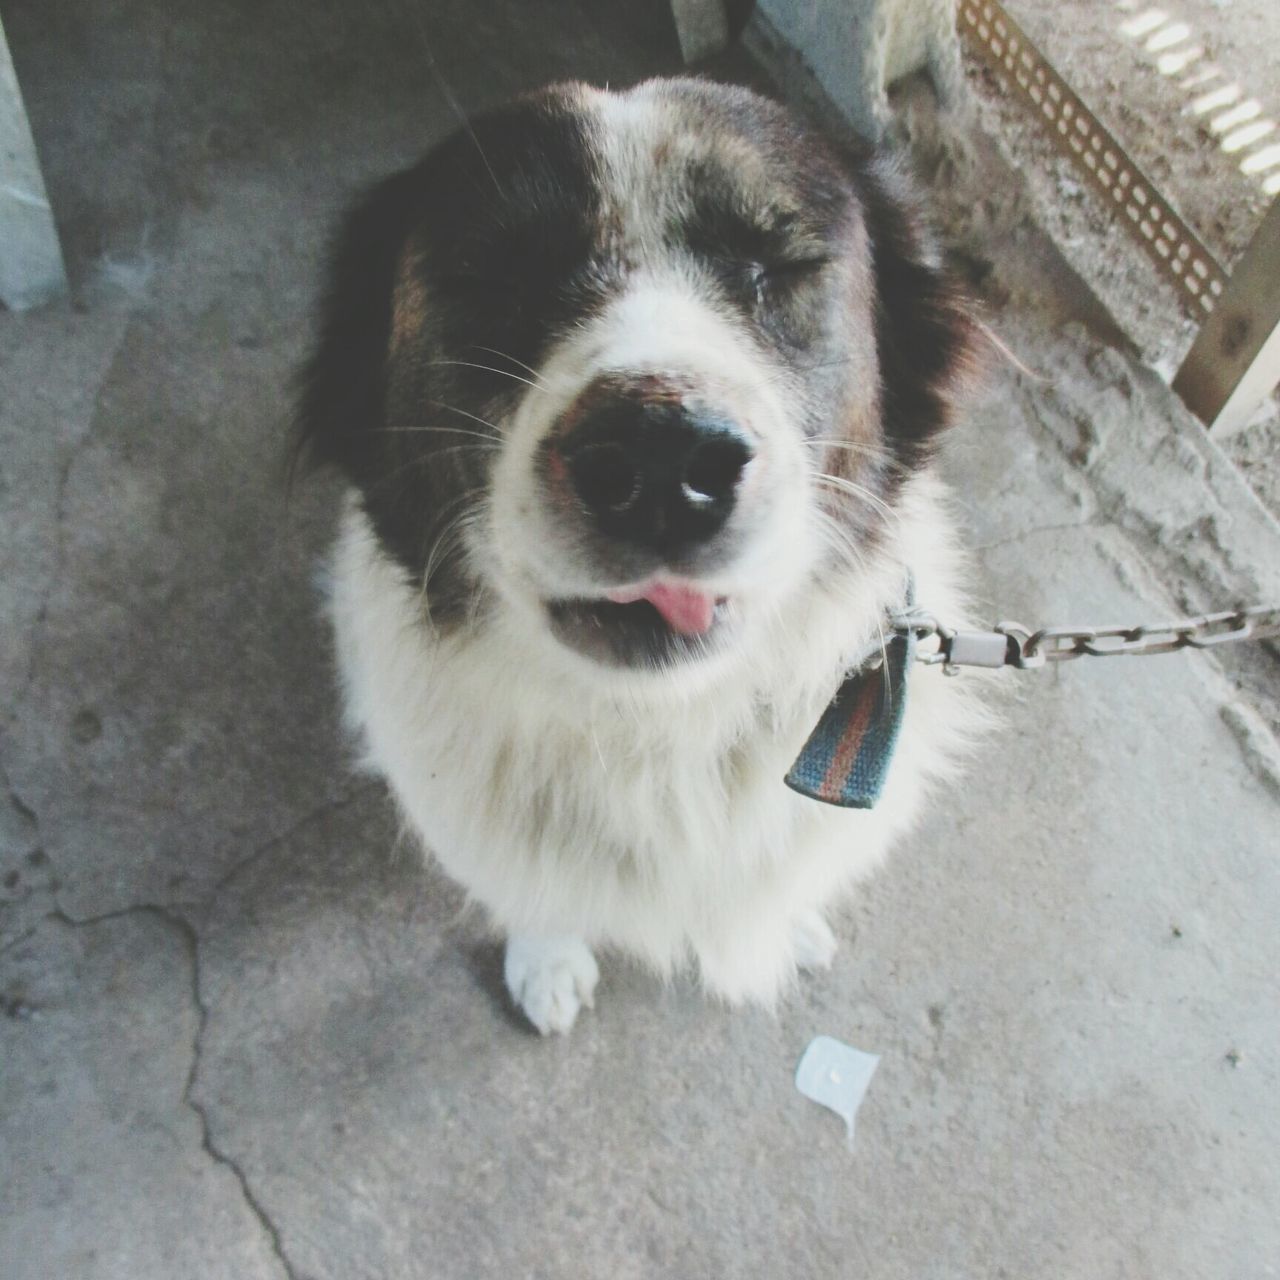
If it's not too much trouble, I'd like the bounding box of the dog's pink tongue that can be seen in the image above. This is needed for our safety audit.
[608,581,716,636]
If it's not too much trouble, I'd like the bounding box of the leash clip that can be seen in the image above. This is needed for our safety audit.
[937,627,1015,672]
[991,622,1046,670]
[918,624,1031,673]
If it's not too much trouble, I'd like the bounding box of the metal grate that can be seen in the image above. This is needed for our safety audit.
[958,0,1228,319]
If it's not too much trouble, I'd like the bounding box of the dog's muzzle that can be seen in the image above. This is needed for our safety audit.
[538,377,756,669]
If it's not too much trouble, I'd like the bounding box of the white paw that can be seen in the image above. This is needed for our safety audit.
[791,910,838,973]
[503,935,599,1035]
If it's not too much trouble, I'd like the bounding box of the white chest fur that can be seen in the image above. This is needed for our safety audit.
[327,474,980,1006]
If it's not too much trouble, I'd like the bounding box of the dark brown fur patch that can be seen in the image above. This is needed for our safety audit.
[296,87,600,622]
[856,158,978,472]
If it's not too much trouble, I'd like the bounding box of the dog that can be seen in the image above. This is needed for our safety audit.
[298,77,983,1034]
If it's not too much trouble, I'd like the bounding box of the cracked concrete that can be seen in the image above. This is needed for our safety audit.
[2,908,286,1278]
[1,1,1278,1277]
[171,900,299,1280]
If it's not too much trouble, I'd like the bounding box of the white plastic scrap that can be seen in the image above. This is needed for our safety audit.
[795,1035,880,1146]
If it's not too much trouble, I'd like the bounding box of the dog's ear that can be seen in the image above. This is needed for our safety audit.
[293,165,430,482]
[857,158,978,469]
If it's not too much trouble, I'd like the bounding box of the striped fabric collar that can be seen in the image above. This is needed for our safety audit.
[784,583,915,809]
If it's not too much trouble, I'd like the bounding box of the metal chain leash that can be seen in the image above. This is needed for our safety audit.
[894,605,1280,673]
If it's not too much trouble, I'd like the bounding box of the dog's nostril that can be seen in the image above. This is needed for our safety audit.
[556,389,754,552]
[682,435,753,508]
[568,443,642,513]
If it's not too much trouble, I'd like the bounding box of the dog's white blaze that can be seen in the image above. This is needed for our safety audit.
[587,83,671,244]
[573,273,786,426]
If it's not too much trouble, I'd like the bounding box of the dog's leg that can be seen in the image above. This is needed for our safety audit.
[790,908,839,973]
[696,905,840,1006]
[503,934,599,1035]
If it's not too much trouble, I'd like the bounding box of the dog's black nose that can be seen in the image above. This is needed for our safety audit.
[559,396,753,551]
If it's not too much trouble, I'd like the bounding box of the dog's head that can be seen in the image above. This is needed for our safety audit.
[300,79,972,677]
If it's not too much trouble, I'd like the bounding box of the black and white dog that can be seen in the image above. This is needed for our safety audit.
[299,78,982,1034]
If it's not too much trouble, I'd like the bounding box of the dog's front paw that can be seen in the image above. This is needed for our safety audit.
[503,934,599,1035]
[791,909,838,973]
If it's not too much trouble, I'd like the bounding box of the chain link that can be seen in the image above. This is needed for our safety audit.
[895,606,1280,672]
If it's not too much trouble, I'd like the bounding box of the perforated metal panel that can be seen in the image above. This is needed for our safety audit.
[958,0,1228,319]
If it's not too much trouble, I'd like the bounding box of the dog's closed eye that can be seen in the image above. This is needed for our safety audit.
[751,255,831,300]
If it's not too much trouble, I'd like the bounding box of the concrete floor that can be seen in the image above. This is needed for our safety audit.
[2,3,1279,1277]
[996,0,1280,521]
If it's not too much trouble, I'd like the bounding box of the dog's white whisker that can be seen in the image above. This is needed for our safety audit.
[428,401,510,434]
[359,445,493,496]
[375,425,501,445]
[416,490,486,625]
[973,318,1046,383]
[426,359,549,392]
[813,472,900,525]
[808,439,900,472]
[418,518,472,615]
[810,509,873,579]
[806,434,893,455]
[391,0,505,199]
[467,344,554,390]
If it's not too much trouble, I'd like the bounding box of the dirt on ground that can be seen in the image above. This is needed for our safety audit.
[972,0,1280,520]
